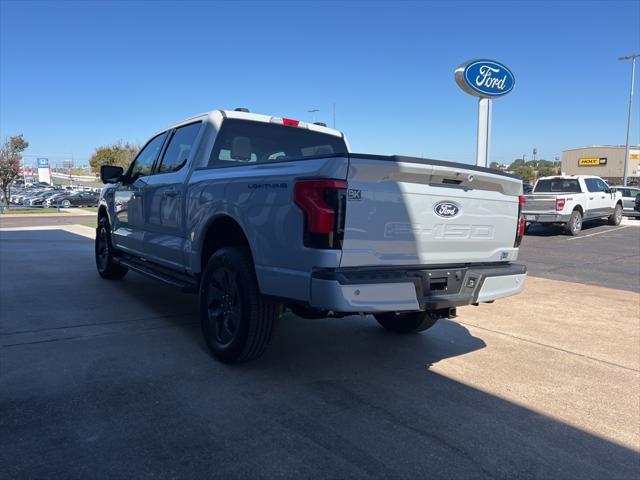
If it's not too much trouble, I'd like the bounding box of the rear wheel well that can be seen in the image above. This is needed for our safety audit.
[573,205,583,216]
[200,217,252,270]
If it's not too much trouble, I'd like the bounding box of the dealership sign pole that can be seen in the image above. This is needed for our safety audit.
[455,60,515,167]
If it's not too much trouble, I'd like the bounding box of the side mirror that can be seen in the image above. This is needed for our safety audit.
[100,165,124,184]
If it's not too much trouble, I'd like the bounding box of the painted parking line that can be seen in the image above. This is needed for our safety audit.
[564,225,630,241]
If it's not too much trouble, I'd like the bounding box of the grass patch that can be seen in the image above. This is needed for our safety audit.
[81,221,97,228]
[0,208,60,215]
[78,207,99,213]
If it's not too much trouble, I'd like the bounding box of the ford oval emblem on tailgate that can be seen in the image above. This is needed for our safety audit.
[434,202,459,218]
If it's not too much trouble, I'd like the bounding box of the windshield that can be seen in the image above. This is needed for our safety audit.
[534,179,581,193]
[209,119,348,167]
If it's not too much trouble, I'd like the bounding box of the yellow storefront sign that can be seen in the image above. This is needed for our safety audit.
[578,157,606,166]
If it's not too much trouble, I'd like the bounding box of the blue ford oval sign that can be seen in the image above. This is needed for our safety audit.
[434,201,459,218]
[455,59,515,98]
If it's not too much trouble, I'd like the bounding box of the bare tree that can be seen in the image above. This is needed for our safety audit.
[0,135,29,205]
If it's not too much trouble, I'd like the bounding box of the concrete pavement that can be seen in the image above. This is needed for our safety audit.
[1,226,638,479]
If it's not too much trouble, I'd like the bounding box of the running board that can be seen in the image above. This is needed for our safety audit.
[115,255,198,293]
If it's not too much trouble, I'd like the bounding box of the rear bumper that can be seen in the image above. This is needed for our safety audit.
[310,263,526,313]
[523,213,570,223]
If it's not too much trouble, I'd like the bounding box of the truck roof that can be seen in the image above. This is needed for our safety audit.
[155,109,344,139]
[537,174,603,181]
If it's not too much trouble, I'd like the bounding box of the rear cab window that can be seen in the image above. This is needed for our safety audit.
[533,179,581,193]
[208,119,348,167]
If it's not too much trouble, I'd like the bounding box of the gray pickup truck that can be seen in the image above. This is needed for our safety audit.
[96,109,527,363]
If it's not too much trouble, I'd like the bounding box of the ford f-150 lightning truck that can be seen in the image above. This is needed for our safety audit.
[96,109,527,363]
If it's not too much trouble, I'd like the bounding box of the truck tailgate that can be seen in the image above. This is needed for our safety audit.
[340,155,522,267]
[522,194,557,213]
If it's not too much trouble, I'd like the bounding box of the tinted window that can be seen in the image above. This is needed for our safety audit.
[209,119,348,167]
[585,178,607,193]
[534,179,581,193]
[130,132,167,179]
[158,123,202,174]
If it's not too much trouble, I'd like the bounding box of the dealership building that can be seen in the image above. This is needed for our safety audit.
[561,145,640,184]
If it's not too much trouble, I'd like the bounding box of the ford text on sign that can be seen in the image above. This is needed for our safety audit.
[455,60,515,98]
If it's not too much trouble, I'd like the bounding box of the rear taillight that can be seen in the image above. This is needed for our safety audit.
[556,198,565,211]
[294,179,347,249]
[515,195,526,247]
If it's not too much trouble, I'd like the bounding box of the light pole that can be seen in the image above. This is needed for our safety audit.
[619,53,639,186]
[307,108,319,123]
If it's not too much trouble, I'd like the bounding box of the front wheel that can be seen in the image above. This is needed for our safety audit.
[374,311,439,333]
[95,218,128,279]
[61,199,71,208]
[199,247,279,363]
[564,210,582,236]
[608,204,623,225]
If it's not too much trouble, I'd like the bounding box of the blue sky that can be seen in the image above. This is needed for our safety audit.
[1,0,638,167]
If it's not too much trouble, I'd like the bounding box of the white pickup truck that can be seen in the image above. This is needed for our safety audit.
[96,109,528,363]
[523,175,623,235]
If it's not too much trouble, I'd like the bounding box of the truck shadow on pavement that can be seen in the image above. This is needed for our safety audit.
[525,218,610,236]
[2,229,639,479]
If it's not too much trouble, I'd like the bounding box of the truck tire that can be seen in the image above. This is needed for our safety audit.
[564,210,582,236]
[608,203,623,226]
[373,311,439,333]
[95,217,128,279]
[199,247,279,363]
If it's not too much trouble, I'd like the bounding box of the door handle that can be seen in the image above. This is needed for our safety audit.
[163,188,178,197]
[589,197,594,200]
[600,196,605,199]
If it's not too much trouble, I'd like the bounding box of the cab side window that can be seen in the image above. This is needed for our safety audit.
[157,122,202,174]
[584,178,600,192]
[129,132,168,179]
[595,179,609,192]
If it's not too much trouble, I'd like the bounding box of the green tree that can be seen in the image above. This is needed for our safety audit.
[0,135,29,204]
[508,158,525,170]
[489,161,501,170]
[537,165,558,178]
[89,140,139,172]
[511,164,535,182]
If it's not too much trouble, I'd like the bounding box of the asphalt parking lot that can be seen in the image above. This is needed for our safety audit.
[1,217,639,479]
[519,218,640,292]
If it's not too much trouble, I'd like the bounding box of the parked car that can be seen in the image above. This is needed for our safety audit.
[25,190,63,206]
[21,189,54,205]
[611,186,640,217]
[523,183,533,194]
[51,191,99,208]
[522,175,623,235]
[635,193,640,214]
[94,109,528,363]
[44,191,78,207]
